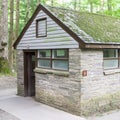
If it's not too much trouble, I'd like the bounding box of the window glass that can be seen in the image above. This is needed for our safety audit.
[38,60,51,68]
[52,49,68,58]
[52,60,68,70]
[39,50,51,58]
[103,49,119,69]
[37,49,69,71]
[103,60,118,69]
[103,49,118,58]
[32,55,35,61]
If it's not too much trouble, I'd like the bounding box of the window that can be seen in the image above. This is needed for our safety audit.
[37,49,69,70]
[103,49,120,69]
[36,18,47,37]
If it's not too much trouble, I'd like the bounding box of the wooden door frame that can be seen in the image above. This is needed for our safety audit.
[24,50,37,97]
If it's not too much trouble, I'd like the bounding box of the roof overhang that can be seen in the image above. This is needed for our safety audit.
[85,43,120,49]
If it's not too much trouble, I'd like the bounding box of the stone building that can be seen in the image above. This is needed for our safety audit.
[13,4,120,116]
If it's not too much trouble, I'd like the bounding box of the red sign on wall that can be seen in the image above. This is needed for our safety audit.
[82,70,87,77]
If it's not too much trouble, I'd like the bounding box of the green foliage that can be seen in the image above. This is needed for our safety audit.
[103,9,120,17]
[15,0,120,38]
[0,57,11,74]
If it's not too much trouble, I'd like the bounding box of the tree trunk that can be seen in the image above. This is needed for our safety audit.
[100,0,104,11]
[9,0,14,69]
[0,0,8,58]
[25,0,30,23]
[107,0,112,11]
[51,0,54,6]
[74,0,77,10]
[79,0,81,10]
[15,0,20,40]
[37,0,41,5]
[90,1,93,12]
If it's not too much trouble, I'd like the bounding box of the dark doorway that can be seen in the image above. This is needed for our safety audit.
[24,51,36,97]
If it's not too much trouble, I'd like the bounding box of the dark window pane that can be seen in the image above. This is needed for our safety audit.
[103,49,118,58]
[52,49,68,58]
[52,60,68,70]
[38,60,51,68]
[39,50,51,58]
[32,55,35,61]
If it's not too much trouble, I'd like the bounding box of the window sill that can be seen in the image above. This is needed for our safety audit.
[103,68,120,75]
[34,68,69,77]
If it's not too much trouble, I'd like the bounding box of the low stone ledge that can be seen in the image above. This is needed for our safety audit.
[103,69,120,75]
[34,68,69,77]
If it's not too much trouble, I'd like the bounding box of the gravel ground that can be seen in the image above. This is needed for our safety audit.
[0,109,19,120]
[0,75,17,90]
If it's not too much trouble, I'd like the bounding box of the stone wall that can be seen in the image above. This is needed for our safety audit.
[35,49,81,115]
[80,49,120,116]
[16,50,24,96]
[16,48,120,116]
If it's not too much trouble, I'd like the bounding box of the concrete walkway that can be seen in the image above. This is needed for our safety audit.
[0,95,86,120]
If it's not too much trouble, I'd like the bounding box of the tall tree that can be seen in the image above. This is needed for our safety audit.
[74,0,77,10]
[0,0,8,58]
[87,0,100,13]
[107,0,112,11]
[37,0,41,5]
[78,0,81,10]
[100,0,104,11]
[25,0,30,23]
[51,0,54,6]
[15,0,20,40]
[9,0,14,69]
[88,0,94,12]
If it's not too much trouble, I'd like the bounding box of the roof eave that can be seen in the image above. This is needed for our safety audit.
[85,43,120,49]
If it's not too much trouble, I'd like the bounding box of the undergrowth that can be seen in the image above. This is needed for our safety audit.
[0,57,12,75]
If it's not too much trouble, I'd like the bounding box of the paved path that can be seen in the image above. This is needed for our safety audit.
[0,76,120,120]
[0,109,19,120]
[0,76,86,120]
[0,95,86,120]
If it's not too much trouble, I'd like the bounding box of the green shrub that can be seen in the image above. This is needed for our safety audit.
[0,57,11,74]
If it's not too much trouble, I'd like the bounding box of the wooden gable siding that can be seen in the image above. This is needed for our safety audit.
[17,10,79,50]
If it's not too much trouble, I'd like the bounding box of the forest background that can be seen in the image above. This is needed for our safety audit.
[0,0,120,74]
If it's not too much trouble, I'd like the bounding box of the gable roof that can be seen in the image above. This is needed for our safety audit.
[13,4,120,49]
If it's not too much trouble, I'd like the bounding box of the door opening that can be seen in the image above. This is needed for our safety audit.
[24,51,36,97]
